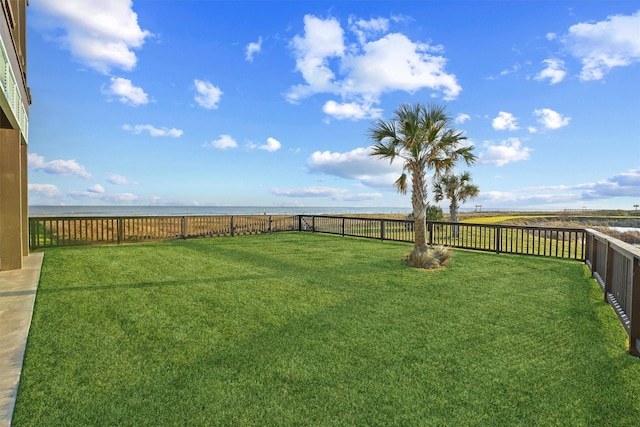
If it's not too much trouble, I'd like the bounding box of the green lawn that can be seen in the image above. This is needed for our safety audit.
[13,233,640,426]
[460,215,555,224]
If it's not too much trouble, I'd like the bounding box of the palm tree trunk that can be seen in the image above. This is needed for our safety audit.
[450,200,459,238]
[412,167,428,251]
[414,216,427,250]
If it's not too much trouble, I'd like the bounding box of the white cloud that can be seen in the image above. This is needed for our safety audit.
[492,111,519,131]
[563,10,640,81]
[28,183,61,198]
[479,138,532,166]
[535,59,566,84]
[341,32,461,99]
[533,108,570,130]
[260,137,281,152]
[287,14,461,118]
[322,100,382,120]
[271,187,347,198]
[69,190,139,202]
[205,134,237,150]
[478,169,640,208]
[107,193,140,202]
[271,186,382,202]
[348,16,389,44]
[122,124,183,137]
[103,77,149,106]
[476,190,581,208]
[479,190,518,203]
[455,113,471,124]
[194,79,223,109]
[356,173,402,189]
[31,0,151,73]
[107,174,131,185]
[28,153,92,178]
[288,14,345,102]
[351,17,389,33]
[307,147,402,188]
[245,37,262,62]
[308,147,400,177]
[249,137,282,152]
[341,192,383,202]
[579,168,640,199]
[500,64,521,76]
[87,184,105,194]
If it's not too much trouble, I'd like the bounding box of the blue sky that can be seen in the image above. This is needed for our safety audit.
[26,0,640,210]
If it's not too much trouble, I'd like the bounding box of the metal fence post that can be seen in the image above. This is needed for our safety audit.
[29,218,35,250]
[604,241,614,299]
[630,257,640,357]
[494,225,502,254]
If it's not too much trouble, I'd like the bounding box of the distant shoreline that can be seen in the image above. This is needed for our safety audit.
[28,205,413,217]
[28,205,636,218]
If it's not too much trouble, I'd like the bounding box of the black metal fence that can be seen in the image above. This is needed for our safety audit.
[298,215,586,260]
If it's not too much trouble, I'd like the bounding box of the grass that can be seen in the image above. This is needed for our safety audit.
[14,233,640,426]
[460,215,556,224]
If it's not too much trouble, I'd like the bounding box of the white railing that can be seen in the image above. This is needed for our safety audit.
[0,30,28,142]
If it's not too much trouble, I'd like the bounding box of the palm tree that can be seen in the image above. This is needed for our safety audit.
[433,171,480,236]
[369,103,476,252]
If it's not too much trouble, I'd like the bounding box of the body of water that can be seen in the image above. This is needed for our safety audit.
[608,226,640,233]
[605,227,640,248]
[29,205,412,217]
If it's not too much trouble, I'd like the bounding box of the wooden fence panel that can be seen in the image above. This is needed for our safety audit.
[29,215,297,248]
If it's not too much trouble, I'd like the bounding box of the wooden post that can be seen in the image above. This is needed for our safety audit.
[380,220,385,240]
[181,216,186,239]
[21,142,28,256]
[230,216,235,237]
[117,218,123,244]
[0,129,23,270]
[342,218,345,236]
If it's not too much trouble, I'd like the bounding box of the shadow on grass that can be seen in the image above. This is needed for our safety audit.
[13,234,640,426]
[35,273,284,294]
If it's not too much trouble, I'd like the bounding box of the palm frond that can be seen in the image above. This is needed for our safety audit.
[395,173,408,195]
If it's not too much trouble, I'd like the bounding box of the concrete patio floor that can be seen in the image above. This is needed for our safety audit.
[0,253,44,427]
